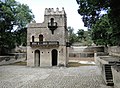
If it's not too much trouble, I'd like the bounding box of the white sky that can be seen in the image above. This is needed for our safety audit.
[16,0,87,33]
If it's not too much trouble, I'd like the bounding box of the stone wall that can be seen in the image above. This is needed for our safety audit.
[27,8,68,67]
[14,46,27,53]
[108,46,120,57]
[95,46,120,87]
[0,53,26,65]
[108,46,120,88]
[27,46,67,67]
[0,56,15,62]
[69,46,104,58]
[112,66,120,88]
[0,53,26,61]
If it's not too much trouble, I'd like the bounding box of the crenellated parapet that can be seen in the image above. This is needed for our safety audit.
[44,7,66,15]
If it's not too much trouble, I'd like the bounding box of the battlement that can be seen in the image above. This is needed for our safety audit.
[44,7,66,15]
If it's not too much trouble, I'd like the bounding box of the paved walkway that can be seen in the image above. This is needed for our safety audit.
[0,66,113,88]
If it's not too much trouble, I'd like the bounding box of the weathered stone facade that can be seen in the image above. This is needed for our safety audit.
[27,8,69,67]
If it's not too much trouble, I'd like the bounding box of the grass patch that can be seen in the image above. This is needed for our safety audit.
[68,62,95,67]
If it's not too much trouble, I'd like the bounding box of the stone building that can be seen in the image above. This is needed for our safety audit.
[27,8,69,67]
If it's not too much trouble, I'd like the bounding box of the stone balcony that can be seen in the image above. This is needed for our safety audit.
[30,41,59,48]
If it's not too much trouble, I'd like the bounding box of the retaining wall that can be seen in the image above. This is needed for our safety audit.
[0,53,26,65]
[108,46,120,57]
[96,46,120,88]
[69,46,104,60]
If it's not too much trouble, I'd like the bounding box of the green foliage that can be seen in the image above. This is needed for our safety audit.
[15,4,34,28]
[77,29,92,46]
[14,28,27,46]
[76,0,109,28]
[91,14,112,46]
[76,0,120,46]
[77,29,85,41]
[108,1,120,45]
[83,30,93,46]
[68,27,92,46]
[68,26,78,44]
[0,0,34,54]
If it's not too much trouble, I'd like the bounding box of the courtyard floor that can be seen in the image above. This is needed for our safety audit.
[0,65,114,88]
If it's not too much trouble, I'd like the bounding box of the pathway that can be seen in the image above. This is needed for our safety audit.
[0,66,113,88]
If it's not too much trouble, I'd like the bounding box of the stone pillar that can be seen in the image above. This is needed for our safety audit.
[94,51,97,64]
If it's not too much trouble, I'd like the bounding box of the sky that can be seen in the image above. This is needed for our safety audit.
[16,0,87,33]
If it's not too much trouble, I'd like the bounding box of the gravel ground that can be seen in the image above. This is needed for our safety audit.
[0,66,113,88]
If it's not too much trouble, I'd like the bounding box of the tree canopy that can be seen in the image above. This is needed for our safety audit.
[68,26,78,44]
[76,0,109,28]
[77,29,85,41]
[91,14,112,46]
[0,0,34,54]
[76,0,120,46]
[68,26,92,46]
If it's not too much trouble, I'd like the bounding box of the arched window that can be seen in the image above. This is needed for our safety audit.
[39,34,43,42]
[50,18,54,26]
[48,18,57,34]
[32,36,34,42]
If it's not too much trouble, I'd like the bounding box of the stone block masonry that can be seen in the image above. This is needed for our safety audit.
[27,8,69,67]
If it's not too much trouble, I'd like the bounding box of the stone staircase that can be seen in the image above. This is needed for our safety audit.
[104,64,114,86]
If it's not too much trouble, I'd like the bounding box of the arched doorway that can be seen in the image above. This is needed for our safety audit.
[52,49,58,66]
[39,34,43,42]
[35,50,40,66]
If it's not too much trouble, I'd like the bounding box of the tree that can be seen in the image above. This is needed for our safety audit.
[76,0,120,46]
[0,0,34,54]
[76,0,109,28]
[14,27,27,46]
[77,29,92,46]
[77,29,85,41]
[108,1,120,45]
[91,14,112,46]
[83,30,93,46]
[68,26,78,44]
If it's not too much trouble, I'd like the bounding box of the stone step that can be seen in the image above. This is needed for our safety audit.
[106,74,112,77]
[105,70,112,72]
[106,82,114,86]
[106,80,113,82]
[104,64,114,86]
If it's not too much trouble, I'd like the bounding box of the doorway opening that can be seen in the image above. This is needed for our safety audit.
[52,49,58,66]
[35,50,40,66]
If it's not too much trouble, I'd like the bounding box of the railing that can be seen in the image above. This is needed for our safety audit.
[30,41,59,47]
[48,22,57,28]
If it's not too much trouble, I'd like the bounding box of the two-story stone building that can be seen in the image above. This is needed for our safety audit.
[27,8,69,67]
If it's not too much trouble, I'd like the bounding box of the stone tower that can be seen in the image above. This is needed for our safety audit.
[27,8,69,67]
